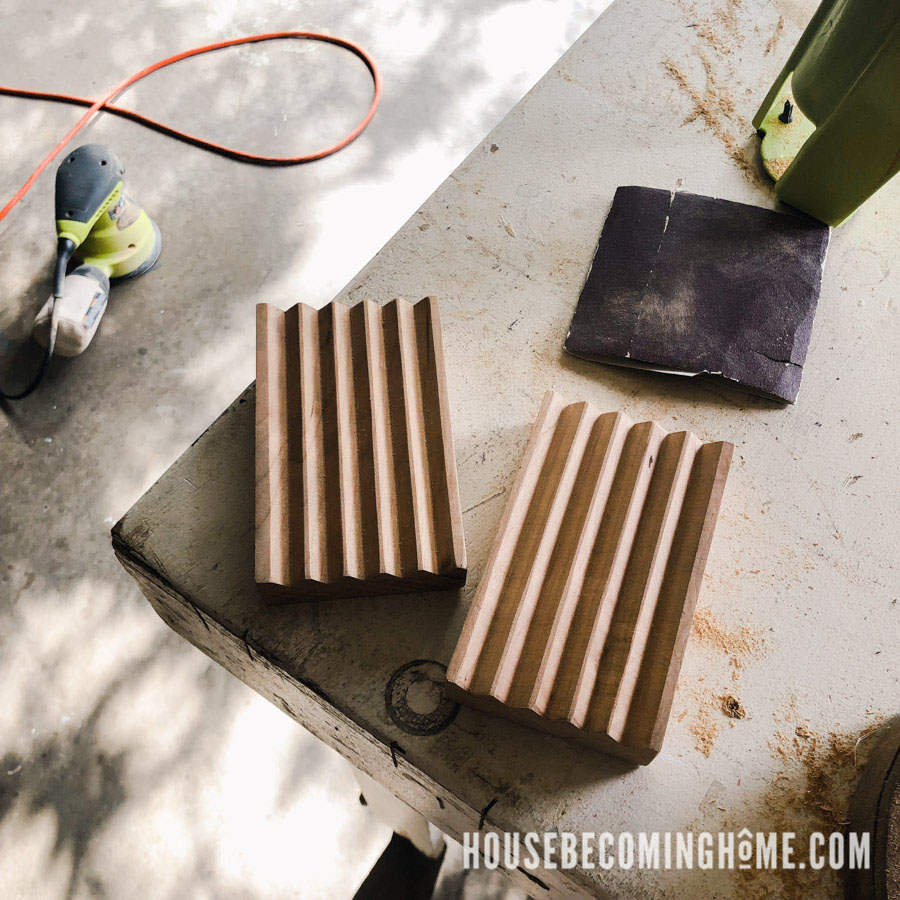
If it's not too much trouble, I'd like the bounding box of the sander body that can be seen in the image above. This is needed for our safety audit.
[1,144,160,398]
[33,144,161,357]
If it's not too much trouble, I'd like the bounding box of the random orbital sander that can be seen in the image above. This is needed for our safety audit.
[1,144,160,399]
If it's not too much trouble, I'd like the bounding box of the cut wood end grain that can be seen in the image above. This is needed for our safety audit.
[255,297,466,601]
[446,390,733,765]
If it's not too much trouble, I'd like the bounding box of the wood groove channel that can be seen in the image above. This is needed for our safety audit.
[256,297,466,600]
[446,391,732,764]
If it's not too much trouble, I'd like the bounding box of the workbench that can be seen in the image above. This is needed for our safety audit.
[112,0,900,895]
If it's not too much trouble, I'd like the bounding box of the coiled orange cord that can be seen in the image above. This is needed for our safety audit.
[0,31,381,224]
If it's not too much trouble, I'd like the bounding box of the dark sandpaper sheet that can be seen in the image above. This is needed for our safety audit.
[565,186,831,402]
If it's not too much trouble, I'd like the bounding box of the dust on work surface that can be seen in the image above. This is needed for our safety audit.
[684,691,886,898]
[661,0,789,182]
[769,702,883,830]
[730,702,885,899]
[691,606,766,677]
[680,607,766,757]
[680,604,884,895]
[689,698,721,758]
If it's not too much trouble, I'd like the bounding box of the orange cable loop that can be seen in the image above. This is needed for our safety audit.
[0,31,382,223]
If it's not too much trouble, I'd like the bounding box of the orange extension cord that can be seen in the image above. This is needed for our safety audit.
[0,31,382,224]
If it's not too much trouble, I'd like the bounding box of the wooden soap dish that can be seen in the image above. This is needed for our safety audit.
[446,390,732,764]
[255,297,466,601]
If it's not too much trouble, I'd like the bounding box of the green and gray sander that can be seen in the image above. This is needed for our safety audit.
[37,144,161,356]
[2,144,160,398]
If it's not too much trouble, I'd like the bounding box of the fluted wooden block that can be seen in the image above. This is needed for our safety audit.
[255,297,466,600]
[446,391,733,764]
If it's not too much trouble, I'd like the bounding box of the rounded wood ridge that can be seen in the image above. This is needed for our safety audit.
[255,297,467,601]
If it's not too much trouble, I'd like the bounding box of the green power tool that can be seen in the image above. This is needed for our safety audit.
[754,0,900,225]
[1,144,160,400]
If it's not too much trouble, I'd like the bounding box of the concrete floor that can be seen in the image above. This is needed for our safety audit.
[0,1,615,897]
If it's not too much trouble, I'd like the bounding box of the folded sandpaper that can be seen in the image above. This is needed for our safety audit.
[564,186,831,403]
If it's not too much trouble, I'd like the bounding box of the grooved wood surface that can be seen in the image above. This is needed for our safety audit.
[255,297,466,600]
[447,391,732,764]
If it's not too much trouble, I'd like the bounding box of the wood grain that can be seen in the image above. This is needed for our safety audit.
[255,297,466,600]
[446,390,733,764]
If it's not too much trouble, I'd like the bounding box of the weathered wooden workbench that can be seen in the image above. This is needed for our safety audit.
[113,0,900,895]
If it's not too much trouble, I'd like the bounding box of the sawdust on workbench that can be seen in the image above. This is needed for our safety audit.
[729,707,885,899]
[663,0,782,182]
[662,58,755,178]
[686,690,749,757]
[770,715,882,829]
[765,14,785,55]
[698,0,744,53]
[691,606,766,678]
[693,701,887,900]
[682,608,764,756]
[690,700,719,758]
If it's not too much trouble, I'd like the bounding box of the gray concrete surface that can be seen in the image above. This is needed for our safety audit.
[0,1,612,897]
